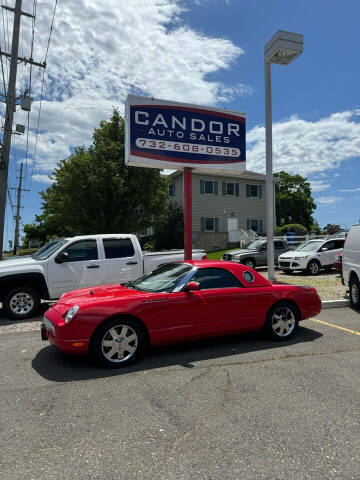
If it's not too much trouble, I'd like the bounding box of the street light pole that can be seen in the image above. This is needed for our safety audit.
[265,60,275,282]
[264,30,303,283]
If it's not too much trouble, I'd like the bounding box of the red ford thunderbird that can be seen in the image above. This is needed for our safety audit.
[41,261,322,367]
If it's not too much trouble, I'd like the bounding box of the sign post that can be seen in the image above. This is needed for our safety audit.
[125,95,246,260]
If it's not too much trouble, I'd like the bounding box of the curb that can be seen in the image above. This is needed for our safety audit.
[321,299,350,309]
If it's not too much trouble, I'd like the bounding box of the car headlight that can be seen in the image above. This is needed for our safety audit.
[65,305,80,324]
[234,255,241,260]
[293,256,305,260]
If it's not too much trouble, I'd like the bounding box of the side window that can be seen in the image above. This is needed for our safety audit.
[192,268,242,289]
[62,240,98,262]
[103,239,135,259]
[274,241,284,249]
[335,239,345,249]
[323,241,336,251]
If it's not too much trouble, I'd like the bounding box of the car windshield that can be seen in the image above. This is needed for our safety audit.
[295,240,324,252]
[32,239,68,260]
[247,241,265,250]
[129,263,194,293]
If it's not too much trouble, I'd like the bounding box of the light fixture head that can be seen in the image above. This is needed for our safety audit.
[265,30,303,65]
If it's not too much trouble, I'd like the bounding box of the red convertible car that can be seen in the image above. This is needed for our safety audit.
[41,261,322,367]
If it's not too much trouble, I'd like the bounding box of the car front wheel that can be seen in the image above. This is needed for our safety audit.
[91,318,144,368]
[349,277,360,310]
[243,258,255,269]
[307,260,320,275]
[3,286,40,319]
[264,301,299,341]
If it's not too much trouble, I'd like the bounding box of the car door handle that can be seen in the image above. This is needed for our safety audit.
[126,261,138,265]
[87,265,100,269]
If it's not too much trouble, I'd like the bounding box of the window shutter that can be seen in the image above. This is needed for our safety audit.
[215,218,219,232]
[214,181,218,195]
[222,182,226,196]
[201,217,205,231]
[259,219,263,233]
[246,219,250,230]
[200,180,204,194]
[246,184,250,197]
[235,183,239,197]
[259,185,262,199]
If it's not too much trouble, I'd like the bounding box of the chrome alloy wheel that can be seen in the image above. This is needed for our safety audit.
[101,325,138,363]
[10,292,34,315]
[351,283,359,305]
[309,261,319,275]
[271,306,296,338]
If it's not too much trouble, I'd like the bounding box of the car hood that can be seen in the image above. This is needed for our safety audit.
[225,249,260,256]
[0,256,40,270]
[52,283,148,314]
[279,251,312,258]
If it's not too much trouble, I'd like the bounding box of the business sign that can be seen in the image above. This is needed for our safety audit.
[125,95,246,173]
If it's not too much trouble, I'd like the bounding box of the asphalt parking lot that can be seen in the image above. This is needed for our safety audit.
[1,308,359,480]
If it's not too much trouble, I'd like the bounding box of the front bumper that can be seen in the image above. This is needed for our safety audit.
[41,309,89,355]
[278,258,308,270]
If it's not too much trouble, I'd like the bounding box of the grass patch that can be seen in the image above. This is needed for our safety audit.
[207,250,228,260]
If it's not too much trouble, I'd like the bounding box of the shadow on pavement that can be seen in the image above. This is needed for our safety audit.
[32,325,322,383]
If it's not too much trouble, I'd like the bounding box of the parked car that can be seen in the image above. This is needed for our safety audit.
[222,239,292,269]
[0,234,206,319]
[334,252,343,273]
[342,225,360,309]
[41,260,322,367]
[278,238,345,275]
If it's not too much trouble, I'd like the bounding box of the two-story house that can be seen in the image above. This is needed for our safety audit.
[168,170,266,251]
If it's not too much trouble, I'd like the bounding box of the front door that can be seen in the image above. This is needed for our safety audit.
[47,239,103,298]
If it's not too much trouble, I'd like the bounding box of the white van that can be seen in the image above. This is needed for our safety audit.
[342,225,360,309]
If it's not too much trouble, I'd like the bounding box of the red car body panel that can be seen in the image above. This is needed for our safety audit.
[42,261,322,355]
[334,252,343,272]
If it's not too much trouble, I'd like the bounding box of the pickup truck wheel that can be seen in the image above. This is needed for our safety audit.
[307,260,320,276]
[91,318,144,368]
[349,277,360,309]
[3,286,40,319]
[244,258,256,269]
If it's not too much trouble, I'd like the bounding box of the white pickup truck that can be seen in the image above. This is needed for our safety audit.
[0,234,206,319]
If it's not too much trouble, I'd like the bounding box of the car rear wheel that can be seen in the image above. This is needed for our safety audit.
[349,277,360,310]
[3,286,40,319]
[244,258,255,269]
[264,301,299,341]
[307,260,320,275]
[91,318,144,368]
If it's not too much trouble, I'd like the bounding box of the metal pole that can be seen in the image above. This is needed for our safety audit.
[184,167,192,261]
[13,162,23,255]
[265,60,275,282]
[0,0,22,259]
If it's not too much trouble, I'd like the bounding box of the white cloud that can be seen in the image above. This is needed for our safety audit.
[310,180,331,192]
[316,196,344,206]
[247,110,360,176]
[338,187,360,192]
[32,174,53,184]
[12,0,246,178]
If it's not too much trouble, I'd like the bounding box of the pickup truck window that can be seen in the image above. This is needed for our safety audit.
[274,241,285,249]
[62,240,98,262]
[103,239,135,259]
[32,239,68,260]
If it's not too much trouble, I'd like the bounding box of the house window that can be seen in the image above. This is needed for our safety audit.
[246,184,263,198]
[246,219,263,233]
[222,181,239,197]
[201,217,219,232]
[200,180,218,195]
[169,183,175,197]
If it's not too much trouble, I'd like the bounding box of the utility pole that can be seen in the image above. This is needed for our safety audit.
[12,162,28,255]
[0,0,46,260]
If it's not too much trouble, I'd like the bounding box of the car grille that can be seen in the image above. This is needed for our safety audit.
[222,254,234,261]
[279,261,290,267]
[43,316,55,334]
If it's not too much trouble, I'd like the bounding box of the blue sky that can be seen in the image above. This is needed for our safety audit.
[2,0,360,248]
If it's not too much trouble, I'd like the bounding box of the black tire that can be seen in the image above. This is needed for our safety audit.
[3,286,40,319]
[307,260,320,276]
[90,317,145,368]
[349,276,360,310]
[243,258,256,269]
[264,301,299,341]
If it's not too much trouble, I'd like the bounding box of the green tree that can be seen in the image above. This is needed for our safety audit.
[25,110,168,239]
[323,224,341,235]
[153,201,184,250]
[274,171,316,230]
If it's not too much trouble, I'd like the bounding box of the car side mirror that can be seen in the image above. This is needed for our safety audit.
[185,281,200,292]
[320,247,328,252]
[55,251,69,263]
